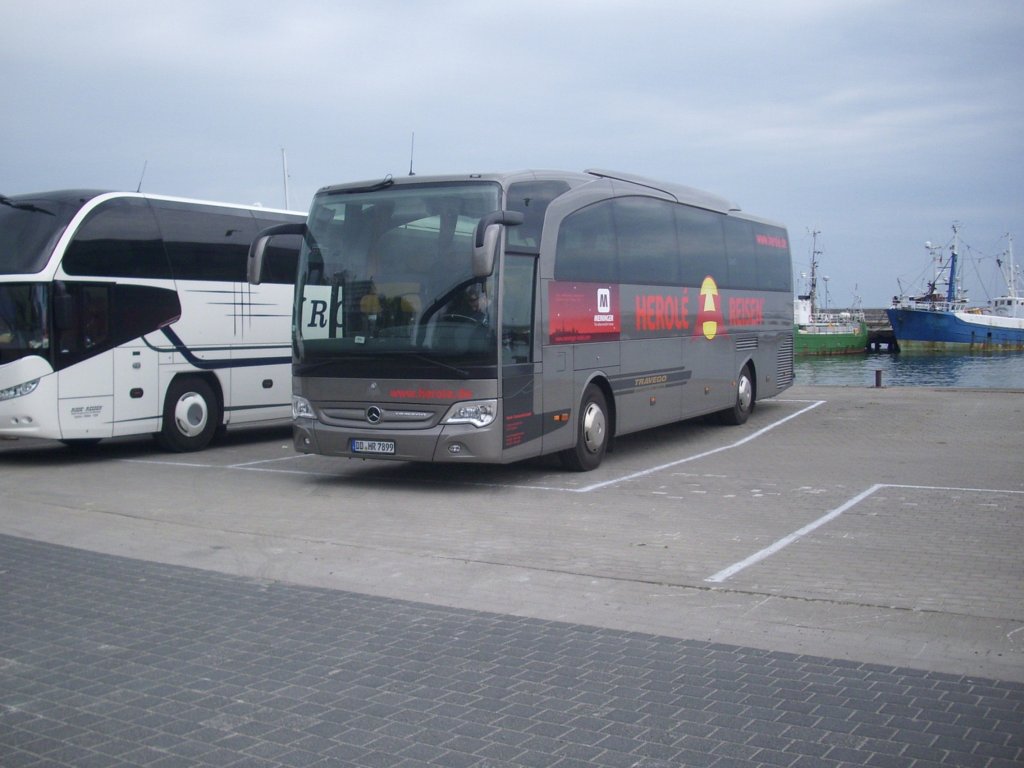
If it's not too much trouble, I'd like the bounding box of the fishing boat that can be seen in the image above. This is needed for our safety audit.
[793,230,867,355]
[887,227,1024,352]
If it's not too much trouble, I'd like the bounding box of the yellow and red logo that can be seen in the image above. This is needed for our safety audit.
[696,276,723,340]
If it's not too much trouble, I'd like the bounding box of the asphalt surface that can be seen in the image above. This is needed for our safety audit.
[1,384,1022,766]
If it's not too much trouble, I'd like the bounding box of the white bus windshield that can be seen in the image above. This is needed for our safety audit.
[297,181,502,370]
[0,283,49,364]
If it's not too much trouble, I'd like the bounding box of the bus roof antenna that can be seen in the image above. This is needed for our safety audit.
[136,160,148,193]
[281,148,291,209]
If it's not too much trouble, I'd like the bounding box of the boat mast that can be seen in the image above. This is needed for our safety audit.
[1008,234,1017,302]
[808,229,820,316]
[946,224,959,305]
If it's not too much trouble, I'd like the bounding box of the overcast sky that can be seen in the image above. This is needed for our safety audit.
[3,0,1022,307]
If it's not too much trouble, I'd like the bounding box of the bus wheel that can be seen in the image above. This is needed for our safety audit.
[720,364,754,425]
[560,384,609,471]
[158,376,220,452]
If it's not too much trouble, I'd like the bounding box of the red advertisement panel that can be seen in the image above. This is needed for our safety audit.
[548,282,620,344]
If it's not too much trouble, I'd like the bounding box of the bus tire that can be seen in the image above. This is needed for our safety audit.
[720,364,754,425]
[560,384,609,471]
[157,376,221,452]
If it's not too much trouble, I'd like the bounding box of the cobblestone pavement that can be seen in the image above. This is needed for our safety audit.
[2,534,1022,768]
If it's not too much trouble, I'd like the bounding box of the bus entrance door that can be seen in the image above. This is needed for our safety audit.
[113,345,159,436]
[57,355,114,440]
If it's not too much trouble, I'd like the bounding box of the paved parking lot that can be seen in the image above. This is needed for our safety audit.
[2,385,1023,766]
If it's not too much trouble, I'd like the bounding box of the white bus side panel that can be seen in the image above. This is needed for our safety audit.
[226,357,290,425]
[113,344,160,436]
[58,354,114,440]
[162,281,292,426]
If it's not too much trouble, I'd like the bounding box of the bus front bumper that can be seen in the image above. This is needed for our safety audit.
[292,419,501,463]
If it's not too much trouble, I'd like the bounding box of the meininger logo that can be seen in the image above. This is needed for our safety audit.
[594,287,615,324]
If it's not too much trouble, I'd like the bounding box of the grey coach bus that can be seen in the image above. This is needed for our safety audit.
[249,170,794,470]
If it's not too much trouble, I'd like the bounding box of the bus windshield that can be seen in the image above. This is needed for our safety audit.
[297,181,502,372]
[0,283,49,364]
[0,194,84,274]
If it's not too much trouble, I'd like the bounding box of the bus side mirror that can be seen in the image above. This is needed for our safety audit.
[248,222,306,285]
[472,210,524,278]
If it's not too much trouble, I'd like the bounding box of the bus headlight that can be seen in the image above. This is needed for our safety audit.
[0,378,40,402]
[443,399,497,428]
[292,395,315,420]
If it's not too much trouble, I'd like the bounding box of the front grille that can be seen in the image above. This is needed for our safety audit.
[318,404,441,429]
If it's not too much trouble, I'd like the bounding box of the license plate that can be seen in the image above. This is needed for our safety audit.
[351,439,395,455]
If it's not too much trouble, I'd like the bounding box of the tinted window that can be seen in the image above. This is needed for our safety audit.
[676,205,726,286]
[62,197,171,278]
[613,196,679,285]
[506,180,570,254]
[154,201,259,282]
[723,217,758,289]
[502,255,535,364]
[753,224,792,291]
[554,200,617,283]
[253,213,301,285]
[0,196,82,274]
[53,281,181,370]
[0,283,49,364]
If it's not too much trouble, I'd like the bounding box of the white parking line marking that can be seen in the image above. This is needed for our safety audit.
[122,399,827,492]
[229,454,318,468]
[572,400,825,493]
[705,484,884,584]
[705,483,1024,583]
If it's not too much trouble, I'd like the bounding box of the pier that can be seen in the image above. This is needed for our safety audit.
[863,307,898,351]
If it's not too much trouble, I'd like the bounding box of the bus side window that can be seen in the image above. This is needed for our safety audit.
[506,180,570,254]
[154,201,259,282]
[754,225,792,291]
[54,282,111,363]
[502,256,536,364]
[723,217,758,290]
[62,197,171,279]
[554,200,617,283]
[53,282,181,371]
[676,205,726,287]
[612,196,679,285]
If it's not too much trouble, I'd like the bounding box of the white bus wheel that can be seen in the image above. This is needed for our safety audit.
[157,377,221,452]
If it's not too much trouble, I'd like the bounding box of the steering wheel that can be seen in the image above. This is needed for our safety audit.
[442,313,479,324]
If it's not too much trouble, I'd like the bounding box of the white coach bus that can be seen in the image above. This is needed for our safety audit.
[0,190,304,450]
[250,170,794,470]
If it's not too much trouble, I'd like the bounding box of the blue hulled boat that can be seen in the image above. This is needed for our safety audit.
[887,228,1024,352]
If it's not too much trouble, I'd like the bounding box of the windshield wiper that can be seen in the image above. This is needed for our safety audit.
[405,352,470,379]
[0,195,55,216]
[297,349,471,379]
[327,175,396,196]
